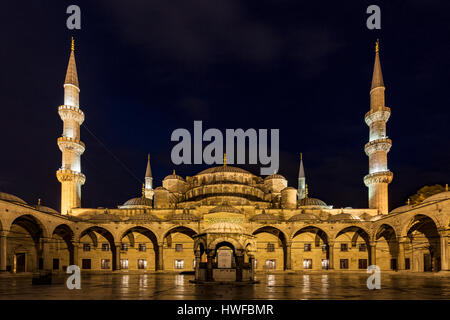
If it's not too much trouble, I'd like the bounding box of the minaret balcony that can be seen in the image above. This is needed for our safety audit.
[365,107,391,126]
[56,169,86,184]
[364,171,393,186]
[57,136,85,155]
[364,138,392,156]
[58,105,85,124]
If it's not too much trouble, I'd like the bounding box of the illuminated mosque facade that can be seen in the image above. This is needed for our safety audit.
[0,40,448,281]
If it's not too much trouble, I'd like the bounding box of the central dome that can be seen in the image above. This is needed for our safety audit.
[197,165,253,175]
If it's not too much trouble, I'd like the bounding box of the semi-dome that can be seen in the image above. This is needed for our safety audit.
[328,213,361,222]
[121,197,153,208]
[250,212,282,223]
[264,174,286,180]
[35,205,59,214]
[423,191,450,203]
[209,203,242,214]
[205,222,245,234]
[288,212,319,222]
[0,192,27,204]
[167,212,200,222]
[197,166,253,175]
[298,197,328,208]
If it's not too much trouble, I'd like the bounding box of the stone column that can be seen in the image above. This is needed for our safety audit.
[397,238,406,271]
[206,251,214,281]
[157,244,164,271]
[42,239,52,271]
[0,231,7,272]
[71,242,78,267]
[440,232,449,271]
[114,244,121,271]
[328,242,334,270]
[248,255,255,281]
[369,241,377,266]
[194,252,201,280]
[236,252,244,282]
[285,241,292,270]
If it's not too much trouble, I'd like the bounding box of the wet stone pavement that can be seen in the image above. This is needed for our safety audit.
[0,272,449,300]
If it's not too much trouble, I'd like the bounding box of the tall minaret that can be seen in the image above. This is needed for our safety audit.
[363,40,393,214]
[56,38,86,215]
[144,154,154,199]
[297,153,306,200]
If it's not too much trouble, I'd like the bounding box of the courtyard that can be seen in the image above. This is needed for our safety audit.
[0,272,448,300]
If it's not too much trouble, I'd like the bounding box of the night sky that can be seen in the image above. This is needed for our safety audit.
[1,0,449,211]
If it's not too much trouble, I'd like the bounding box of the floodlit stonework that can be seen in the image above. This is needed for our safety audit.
[0,41,448,281]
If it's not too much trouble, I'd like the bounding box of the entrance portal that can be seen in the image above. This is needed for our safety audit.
[191,222,257,284]
[15,253,26,273]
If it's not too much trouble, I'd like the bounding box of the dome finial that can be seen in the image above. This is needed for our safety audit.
[375,38,379,53]
[446,184,448,192]
[71,37,75,52]
[38,198,41,206]
[173,169,176,175]
[407,198,411,205]
[142,183,145,197]
[223,153,227,166]
[305,184,309,198]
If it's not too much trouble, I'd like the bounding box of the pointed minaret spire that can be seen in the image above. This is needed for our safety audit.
[64,37,79,90]
[144,154,154,199]
[371,39,384,90]
[298,153,306,200]
[145,154,152,178]
[364,39,393,214]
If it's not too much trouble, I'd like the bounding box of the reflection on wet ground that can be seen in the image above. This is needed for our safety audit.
[0,272,448,300]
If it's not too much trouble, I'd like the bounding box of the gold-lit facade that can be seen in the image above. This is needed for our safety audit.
[0,41,448,277]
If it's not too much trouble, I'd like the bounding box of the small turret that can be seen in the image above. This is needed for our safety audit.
[144,154,154,199]
[297,153,306,200]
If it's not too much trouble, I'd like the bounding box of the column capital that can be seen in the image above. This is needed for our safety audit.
[0,230,8,237]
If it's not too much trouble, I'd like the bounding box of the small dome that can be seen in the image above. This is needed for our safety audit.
[358,212,376,221]
[197,166,253,175]
[163,173,185,181]
[87,213,122,223]
[0,192,27,204]
[122,197,153,207]
[423,191,450,203]
[298,197,328,208]
[288,213,319,222]
[209,203,242,214]
[205,222,245,234]
[126,213,161,222]
[390,205,413,214]
[35,205,59,214]
[167,212,200,222]
[328,213,361,222]
[250,213,282,223]
[264,174,286,180]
